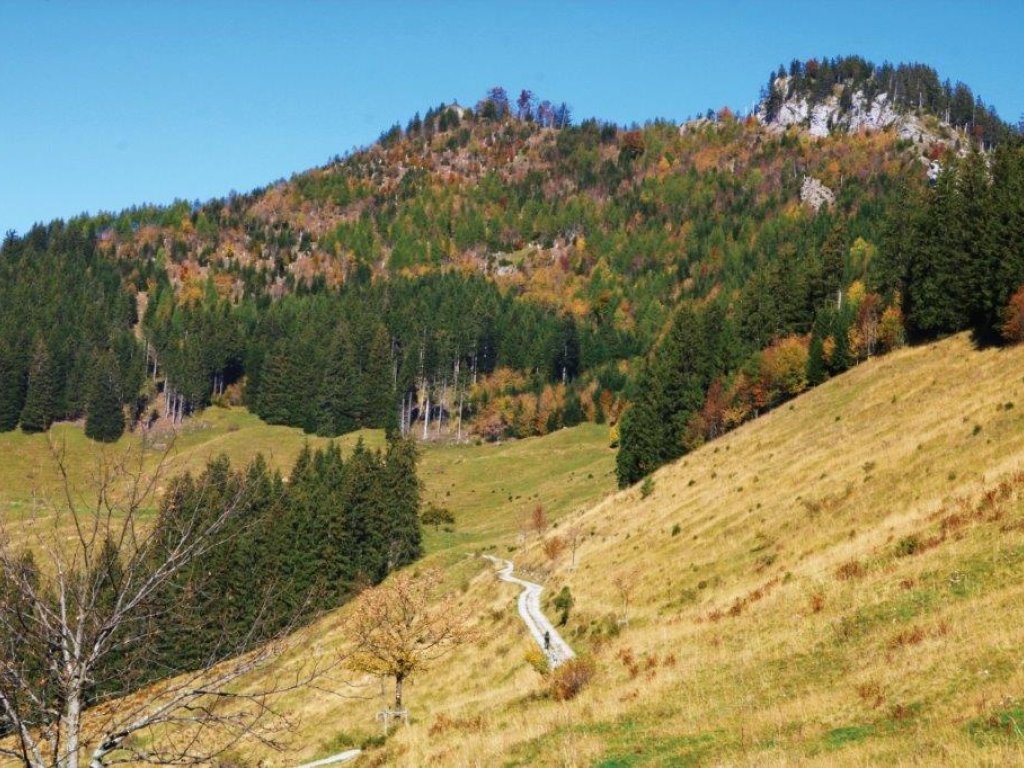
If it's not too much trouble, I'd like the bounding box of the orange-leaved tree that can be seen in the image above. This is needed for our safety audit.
[346,569,476,721]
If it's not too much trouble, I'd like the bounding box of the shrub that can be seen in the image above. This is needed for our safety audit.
[549,657,595,701]
[640,476,655,499]
[543,536,567,562]
[809,590,826,613]
[895,535,921,557]
[835,559,865,580]
[524,648,549,676]
[553,586,574,626]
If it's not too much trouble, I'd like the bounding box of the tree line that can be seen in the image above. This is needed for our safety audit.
[143,271,635,438]
[0,222,142,441]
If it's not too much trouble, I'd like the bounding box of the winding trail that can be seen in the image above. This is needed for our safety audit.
[483,555,575,668]
[295,557,572,767]
[296,748,361,767]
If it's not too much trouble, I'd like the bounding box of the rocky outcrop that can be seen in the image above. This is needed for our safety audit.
[800,176,835,211]
[758,76,951,146]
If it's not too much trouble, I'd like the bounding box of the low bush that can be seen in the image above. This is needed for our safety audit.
[549,657,595,701]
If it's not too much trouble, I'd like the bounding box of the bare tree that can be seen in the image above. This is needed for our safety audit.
[0,438,326,767]
[345,569,475,731]
[564,522,585,570]
[612,568,640,627]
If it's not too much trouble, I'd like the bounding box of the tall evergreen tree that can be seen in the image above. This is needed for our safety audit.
[85,354,125,443]
[0,343,26,432]
[20,338,58,433]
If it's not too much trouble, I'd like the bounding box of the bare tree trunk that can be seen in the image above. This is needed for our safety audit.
[422,386,430,441]
[437,377,446,435]
[63,683,82,768]
[456,387,464,442]
[394,674,404,712]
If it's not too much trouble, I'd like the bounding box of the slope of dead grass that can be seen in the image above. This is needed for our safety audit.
[217,334,1024,767]
[9,334,1024,766]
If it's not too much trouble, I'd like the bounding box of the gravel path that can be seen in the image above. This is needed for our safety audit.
[296,748,361,767]
[483,555,575,668]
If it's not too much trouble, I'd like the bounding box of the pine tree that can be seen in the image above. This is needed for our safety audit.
[806,333,828,386]
[381,437,422,573]
[0,343,26,431]
[20,338,58,433]
[85,355,125,443]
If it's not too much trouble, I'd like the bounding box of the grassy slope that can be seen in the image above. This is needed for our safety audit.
[9,334,1024,765]
[230,333,1024,767]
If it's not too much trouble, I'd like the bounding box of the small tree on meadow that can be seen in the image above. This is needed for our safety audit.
[564,522,585,569]
[346,569,476,727]
[530,504,548,536]
[612,568,640,626]
[421,503,455,531]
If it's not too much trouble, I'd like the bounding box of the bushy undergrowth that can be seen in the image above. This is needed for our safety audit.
[548,657,595,701]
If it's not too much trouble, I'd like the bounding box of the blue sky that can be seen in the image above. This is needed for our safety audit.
[3,1,1022,234]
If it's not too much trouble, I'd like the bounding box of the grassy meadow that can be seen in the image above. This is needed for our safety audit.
[213,333,1024,767]
[6,334,1024,765]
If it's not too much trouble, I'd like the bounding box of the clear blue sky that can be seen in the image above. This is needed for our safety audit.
[3,1,1022,235]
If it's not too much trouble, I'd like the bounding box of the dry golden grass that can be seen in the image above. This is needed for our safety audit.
[10,335,1024,766]
[209,334,1024,767]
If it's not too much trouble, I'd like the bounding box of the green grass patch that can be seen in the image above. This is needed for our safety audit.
[504,718,731,767]
[823,724,874,750]
[966,706,1024,743]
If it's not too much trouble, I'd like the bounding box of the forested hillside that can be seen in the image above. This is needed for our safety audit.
[1,56,1019,458]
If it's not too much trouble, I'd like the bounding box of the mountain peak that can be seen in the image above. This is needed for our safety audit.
[755,56,1010,147]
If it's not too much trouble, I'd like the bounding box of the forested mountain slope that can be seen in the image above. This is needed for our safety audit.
[1,56,1019,458]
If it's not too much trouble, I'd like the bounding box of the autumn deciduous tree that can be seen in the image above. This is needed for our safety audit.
[530,505,548,536]
[1002,285,1024,343]
[346,569,475,725]
[542,535,567,562]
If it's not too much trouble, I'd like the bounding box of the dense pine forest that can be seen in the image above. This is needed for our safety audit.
[1,55,1021,480]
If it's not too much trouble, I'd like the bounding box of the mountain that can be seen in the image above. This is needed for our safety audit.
[0,57,1020,452]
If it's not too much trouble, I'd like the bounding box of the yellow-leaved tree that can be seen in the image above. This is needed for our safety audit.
[346,569,476,726]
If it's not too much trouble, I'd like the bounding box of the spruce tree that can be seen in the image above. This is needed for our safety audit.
[85,355,125,443]
[381,437,422,572]
[20,338,58,433]
[0,344,26,431]
[806,333,828,386]
[365,324,395,427]
[615,364,664,487]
